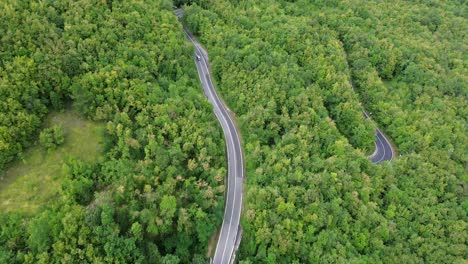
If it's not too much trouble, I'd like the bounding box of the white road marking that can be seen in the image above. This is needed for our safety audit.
[368,139,379,159]
[377,128,395,160]
[375,133,386,164]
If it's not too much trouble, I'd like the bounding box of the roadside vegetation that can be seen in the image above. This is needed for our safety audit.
[182,0,467,263]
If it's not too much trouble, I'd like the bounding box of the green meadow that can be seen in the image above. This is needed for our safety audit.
[0,110,104,214]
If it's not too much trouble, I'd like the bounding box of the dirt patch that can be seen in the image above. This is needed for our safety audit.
[207,228,220,258]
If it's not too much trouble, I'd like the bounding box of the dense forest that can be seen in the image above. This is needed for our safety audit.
[0,0,466,263]
[182,0,466,263]
[0,1,225,263]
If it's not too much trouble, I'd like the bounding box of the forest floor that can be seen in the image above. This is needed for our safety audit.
[0,110,104,214]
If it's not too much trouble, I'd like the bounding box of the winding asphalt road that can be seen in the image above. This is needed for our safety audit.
[364,112,395,164]
[175,9,244,264]
[342,49,395,164]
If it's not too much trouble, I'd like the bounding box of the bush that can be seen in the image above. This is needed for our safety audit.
[39,125,64,151]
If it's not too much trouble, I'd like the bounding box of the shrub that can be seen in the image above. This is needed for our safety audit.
[39,125,64,151]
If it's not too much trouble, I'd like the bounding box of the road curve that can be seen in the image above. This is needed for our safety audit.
[341,44,395,164]
[363,112,395,164]
[175,10,244,264]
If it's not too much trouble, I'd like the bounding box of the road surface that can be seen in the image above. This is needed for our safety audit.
[175,9,244,264]
[370,128,395,163]
[364,112,395,163]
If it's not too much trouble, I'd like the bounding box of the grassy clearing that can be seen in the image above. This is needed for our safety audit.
[0,110,104,214]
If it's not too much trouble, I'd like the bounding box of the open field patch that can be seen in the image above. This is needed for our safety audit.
[0,110,104,214]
